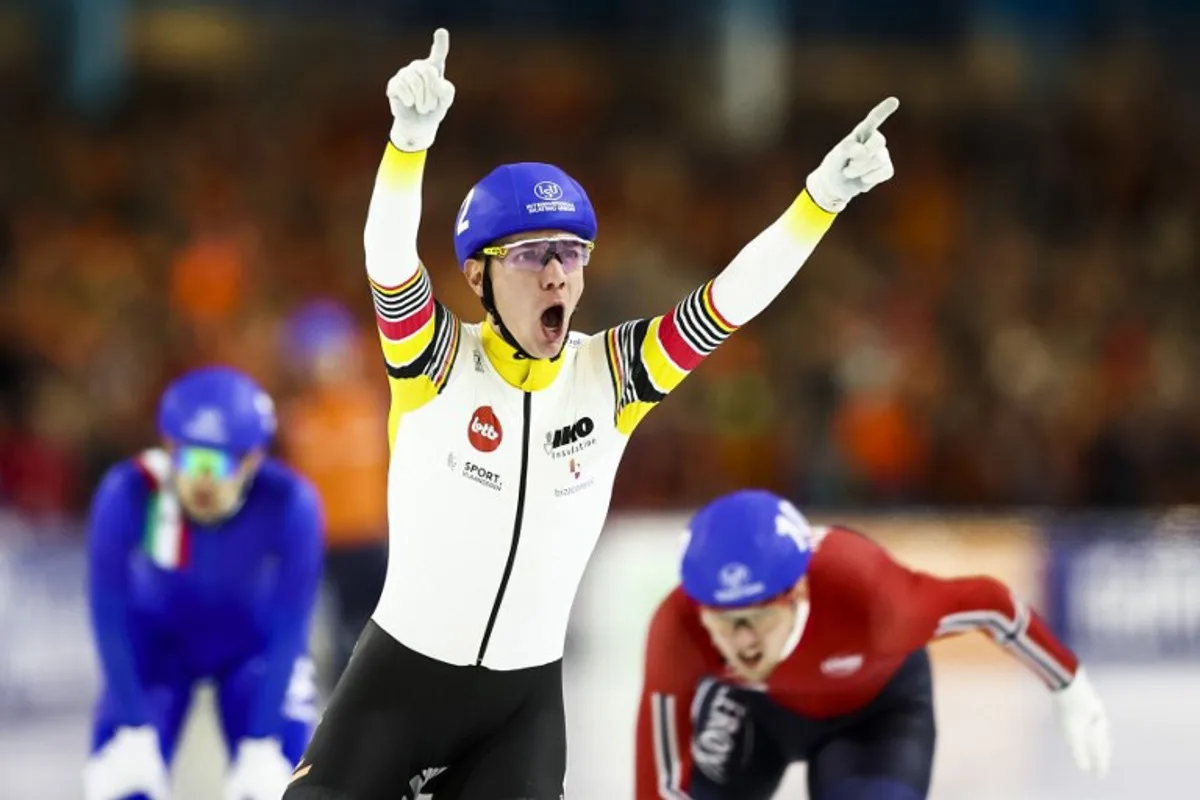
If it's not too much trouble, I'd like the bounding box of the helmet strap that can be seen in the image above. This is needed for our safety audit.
[480,257,537,361]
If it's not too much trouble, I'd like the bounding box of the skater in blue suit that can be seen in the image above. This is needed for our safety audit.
[83,366,324,800]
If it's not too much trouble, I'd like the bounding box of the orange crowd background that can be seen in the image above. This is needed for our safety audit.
[1,26,1198,521]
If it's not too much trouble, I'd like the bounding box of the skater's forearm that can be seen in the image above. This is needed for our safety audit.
[364,144,426,290]
[248,488,323,738]
[603,191,835,435]
[708,190,836,326]
[636,689,696,799]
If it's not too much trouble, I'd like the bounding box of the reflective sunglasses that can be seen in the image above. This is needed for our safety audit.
[480,236,594,272]
[173,446,239,480]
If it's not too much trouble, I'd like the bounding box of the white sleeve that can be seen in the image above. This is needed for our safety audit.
[709,190,837,326]
[363,143,426,290]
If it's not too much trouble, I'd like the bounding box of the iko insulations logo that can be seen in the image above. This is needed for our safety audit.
[467,406,503,452]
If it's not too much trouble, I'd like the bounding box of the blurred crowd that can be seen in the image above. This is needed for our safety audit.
[1,35,1198,519]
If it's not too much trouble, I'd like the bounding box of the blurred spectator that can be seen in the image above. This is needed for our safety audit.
[0,375,86,518]
[277,300,390,687]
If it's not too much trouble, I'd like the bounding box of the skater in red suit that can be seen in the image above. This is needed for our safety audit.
[635,489,1111,799]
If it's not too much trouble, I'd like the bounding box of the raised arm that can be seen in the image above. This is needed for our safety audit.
[365,29,461,440]
[606,98,899,434]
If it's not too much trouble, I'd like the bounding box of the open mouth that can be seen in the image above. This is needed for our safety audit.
[738,652,763,670]
[540,303,565,336]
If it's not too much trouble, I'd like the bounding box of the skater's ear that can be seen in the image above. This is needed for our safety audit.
[463,257,486,298]
[238,448,266,477]
[788,577,810,602]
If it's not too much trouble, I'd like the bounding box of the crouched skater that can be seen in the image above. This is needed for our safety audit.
[83,367,324,800]
[636,489,1111,799]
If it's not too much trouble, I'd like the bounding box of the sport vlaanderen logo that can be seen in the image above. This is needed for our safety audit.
[468,406,502,452]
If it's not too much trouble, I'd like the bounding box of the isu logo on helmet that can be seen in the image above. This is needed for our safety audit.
[714,561,767,605]
[468,406,502,452]
[719,562,751,588]
[182,406,228,446]
[533,180,563,201]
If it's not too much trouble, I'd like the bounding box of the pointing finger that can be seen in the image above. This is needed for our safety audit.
[852,96,899,143]
[428,28,450,75]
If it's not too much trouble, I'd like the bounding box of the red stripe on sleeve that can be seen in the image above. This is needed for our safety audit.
[655,309,705,372]
[375,296,435,341]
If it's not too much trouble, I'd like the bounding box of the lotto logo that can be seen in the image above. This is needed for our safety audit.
[468,406,502,452]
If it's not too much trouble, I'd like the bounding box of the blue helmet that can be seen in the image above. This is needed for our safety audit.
[680,490,815,608]
[157,366,277,457]
[452,162,597,266]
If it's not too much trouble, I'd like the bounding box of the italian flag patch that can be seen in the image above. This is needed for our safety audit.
[136,449,191,570]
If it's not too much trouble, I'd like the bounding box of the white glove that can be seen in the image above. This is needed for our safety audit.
[223,737,296,800]
[387,28,456,152]
[805,96,899,213]
[1053,667,1112,777]
[83,725,171,800]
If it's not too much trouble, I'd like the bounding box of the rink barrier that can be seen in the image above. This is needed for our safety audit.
[5,508,1196,719]
[1042,509,1200,662]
